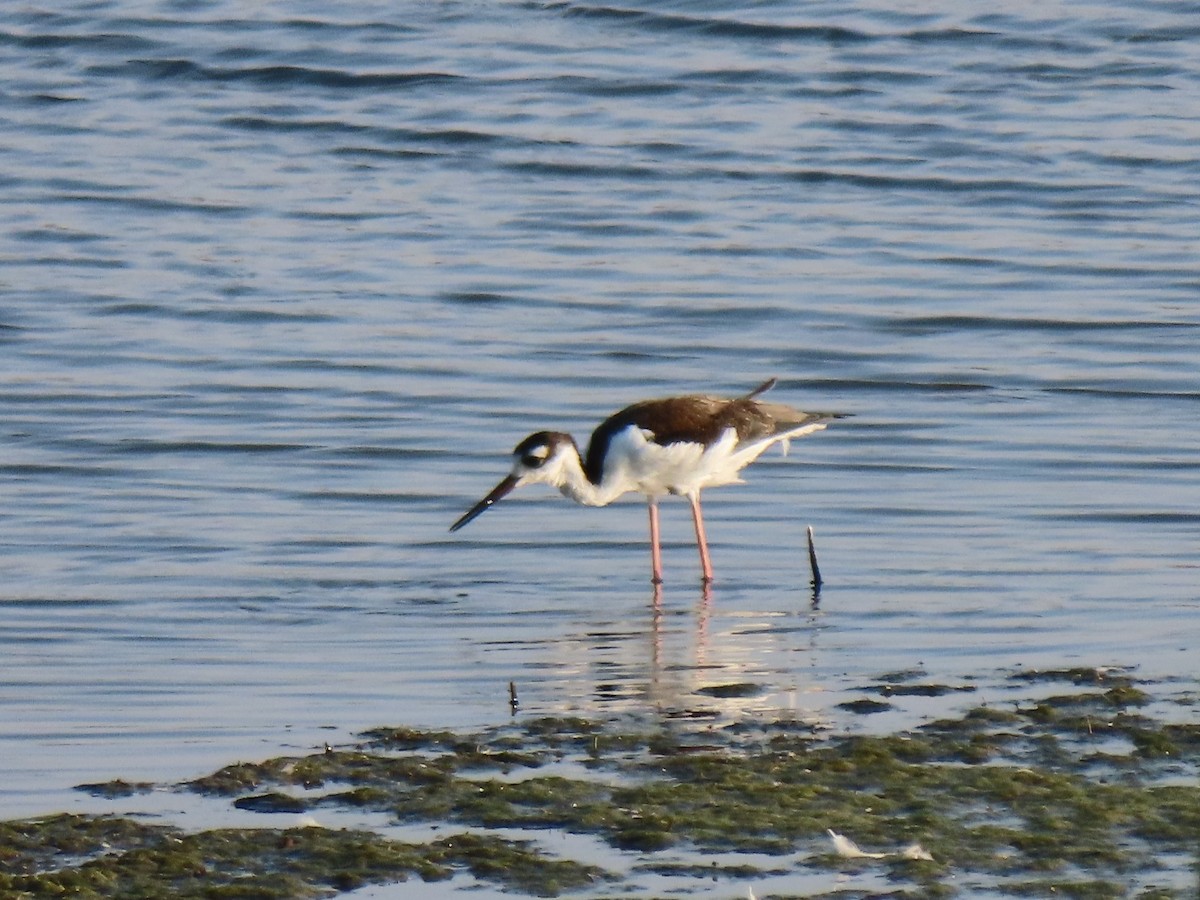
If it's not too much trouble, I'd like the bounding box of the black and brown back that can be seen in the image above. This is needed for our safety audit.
[582,379,841,485]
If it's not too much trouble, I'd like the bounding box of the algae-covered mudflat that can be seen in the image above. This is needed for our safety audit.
[3,667,1198,899]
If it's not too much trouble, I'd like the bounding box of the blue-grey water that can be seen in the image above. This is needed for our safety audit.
[1,0,1198,876]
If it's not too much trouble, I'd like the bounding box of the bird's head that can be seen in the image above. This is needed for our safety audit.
[449,431,578,532]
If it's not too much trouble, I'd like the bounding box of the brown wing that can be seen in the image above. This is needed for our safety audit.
[583,391,796,484]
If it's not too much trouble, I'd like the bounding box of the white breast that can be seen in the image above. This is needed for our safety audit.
[599,426,746,499]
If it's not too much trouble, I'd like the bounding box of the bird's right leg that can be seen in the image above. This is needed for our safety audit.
[647,498,664,585]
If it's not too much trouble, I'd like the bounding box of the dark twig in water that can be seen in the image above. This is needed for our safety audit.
[807,525,822,606]
[508,681,519,713]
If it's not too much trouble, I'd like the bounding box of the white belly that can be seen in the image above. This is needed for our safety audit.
[601,426,747,499]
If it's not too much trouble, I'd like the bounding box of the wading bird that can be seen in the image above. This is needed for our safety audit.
[449,378,844,585]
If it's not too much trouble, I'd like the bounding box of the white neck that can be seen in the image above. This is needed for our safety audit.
[548,442,625,508]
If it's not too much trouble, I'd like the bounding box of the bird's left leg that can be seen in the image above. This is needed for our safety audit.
[687,492,714,584]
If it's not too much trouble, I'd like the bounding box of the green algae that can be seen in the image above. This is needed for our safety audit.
[695,682,765,699]
[837,697,896,714]
[0,814,164,875]
[73,779,156,799]
[1010,667,1133,687]
[4,671,1200,898]
[0,816,603,899]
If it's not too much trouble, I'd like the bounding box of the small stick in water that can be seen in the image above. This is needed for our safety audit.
[807,525,822,590]
[508,680,519,713]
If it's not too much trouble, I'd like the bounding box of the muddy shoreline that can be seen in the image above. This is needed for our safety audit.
[3,667,1198,898]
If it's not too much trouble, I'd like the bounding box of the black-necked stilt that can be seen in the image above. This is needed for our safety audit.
[449,378,845,585]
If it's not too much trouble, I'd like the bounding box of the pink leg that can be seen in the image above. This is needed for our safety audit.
[688,493,714,584]
[647,499,664,585]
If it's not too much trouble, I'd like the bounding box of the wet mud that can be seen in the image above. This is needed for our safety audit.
[3,667,1198,898]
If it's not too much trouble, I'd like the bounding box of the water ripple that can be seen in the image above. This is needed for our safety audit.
[87,58,463,88]
[1,0,1198,830]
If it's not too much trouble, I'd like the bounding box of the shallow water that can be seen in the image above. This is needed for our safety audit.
[2,0,1198,832]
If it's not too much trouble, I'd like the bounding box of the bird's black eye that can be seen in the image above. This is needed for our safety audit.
[522,452,545,468]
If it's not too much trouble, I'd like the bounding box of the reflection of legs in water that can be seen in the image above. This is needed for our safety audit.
[649,587,662,690]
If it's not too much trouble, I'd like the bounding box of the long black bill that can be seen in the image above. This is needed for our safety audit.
[449,474,519,532]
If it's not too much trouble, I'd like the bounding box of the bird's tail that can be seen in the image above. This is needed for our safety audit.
[730,419,830,468]
[772,421,829,457]
[742,377,850,445]
[756,403,844,431]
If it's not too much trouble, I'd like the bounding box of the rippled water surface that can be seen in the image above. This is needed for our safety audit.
[2,0,1198,833]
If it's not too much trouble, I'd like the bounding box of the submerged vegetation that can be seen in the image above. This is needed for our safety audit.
[3,667,1198,898]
